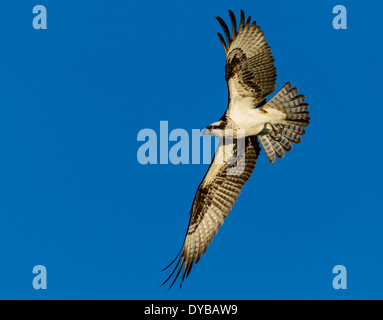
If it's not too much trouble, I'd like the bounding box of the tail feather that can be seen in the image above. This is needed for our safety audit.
[278,136,292,152]
[259,82,310,163]
[284,124,306,135]
[281,129,302,144]
[268,137,285,159]
[288,104,309,114]
[258,135,285,163]
[285,119,310,127]
[285,111,310,120]
[258,135,276,163]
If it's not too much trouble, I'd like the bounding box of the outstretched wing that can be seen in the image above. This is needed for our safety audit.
[162,136,261,288]
[216,10,277,109]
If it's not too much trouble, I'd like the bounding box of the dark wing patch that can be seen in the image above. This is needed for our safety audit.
[217,10,277,107]
[162,136,261,289]
[225,48,246,81]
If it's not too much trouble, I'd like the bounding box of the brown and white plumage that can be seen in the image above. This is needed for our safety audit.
[258,81,310,162]
[162,137,261,288]
[217,9,276,109]
[162,10,310,288]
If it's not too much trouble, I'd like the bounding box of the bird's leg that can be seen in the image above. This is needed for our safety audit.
[268,123,284,141]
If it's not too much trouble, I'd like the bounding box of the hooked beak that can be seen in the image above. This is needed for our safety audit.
[202,128,211,136]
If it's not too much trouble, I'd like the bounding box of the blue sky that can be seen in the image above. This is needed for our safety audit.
[0,0,382,299]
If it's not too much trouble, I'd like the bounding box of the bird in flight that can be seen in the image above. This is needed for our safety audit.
[162,10,310,288]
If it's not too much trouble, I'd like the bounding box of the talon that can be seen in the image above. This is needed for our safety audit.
[268,123,284,141]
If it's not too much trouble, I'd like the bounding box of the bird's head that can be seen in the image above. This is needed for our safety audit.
[202,120,226,138]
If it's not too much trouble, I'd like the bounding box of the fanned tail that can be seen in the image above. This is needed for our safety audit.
[259,82,310,163]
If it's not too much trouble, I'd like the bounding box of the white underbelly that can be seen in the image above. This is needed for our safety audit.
[228,108,286,136]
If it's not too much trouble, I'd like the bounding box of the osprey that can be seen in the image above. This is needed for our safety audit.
[162,10,310,288]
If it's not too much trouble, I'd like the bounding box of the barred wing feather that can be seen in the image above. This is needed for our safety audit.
[216,10,277,109]
[162,137,261,288]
